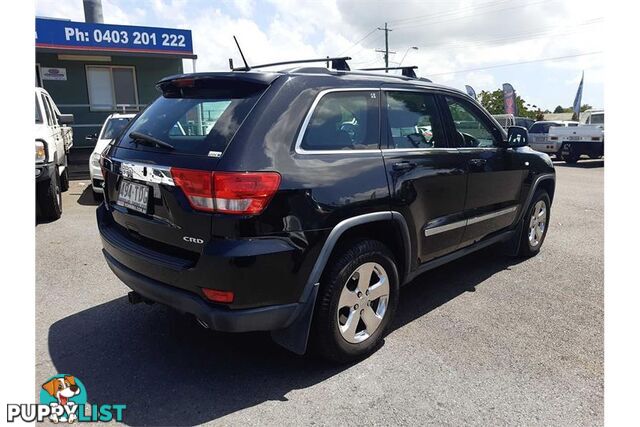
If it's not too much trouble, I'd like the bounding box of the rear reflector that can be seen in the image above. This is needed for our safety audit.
[202,288,234,303]
[549,136,558,140]
[170,168,281,215]
[591,137,601,141]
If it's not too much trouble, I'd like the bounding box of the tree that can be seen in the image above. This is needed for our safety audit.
[553,105,564,113]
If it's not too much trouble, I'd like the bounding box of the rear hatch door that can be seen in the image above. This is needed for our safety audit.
[101,73,277,261]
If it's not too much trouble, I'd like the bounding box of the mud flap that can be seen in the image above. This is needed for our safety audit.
[270,283,319,355]
[504,216,524,257]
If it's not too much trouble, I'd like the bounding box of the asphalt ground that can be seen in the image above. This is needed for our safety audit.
[36,159,603,426]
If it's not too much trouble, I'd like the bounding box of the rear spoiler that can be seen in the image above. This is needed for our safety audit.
[156,72,281,94]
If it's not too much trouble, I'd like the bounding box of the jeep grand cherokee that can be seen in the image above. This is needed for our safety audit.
[97,62,555,362]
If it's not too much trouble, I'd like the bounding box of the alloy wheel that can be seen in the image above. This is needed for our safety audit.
[337,262,390,344]
[528,200,547,247]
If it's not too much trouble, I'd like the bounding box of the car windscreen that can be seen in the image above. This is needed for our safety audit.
[35,94,43,124]
[529,123,562,134]
[100,117,133,140]
[115,84,265,155]
[590,113,604,125]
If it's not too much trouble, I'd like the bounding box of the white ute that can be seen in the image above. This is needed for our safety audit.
[88,113,135,198]
[35,87,74,220]
[548,109,604,163]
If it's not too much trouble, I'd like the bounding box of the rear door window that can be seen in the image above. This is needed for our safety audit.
[300,90,380,151]
[385,91,447,149]
[116,83,266,155]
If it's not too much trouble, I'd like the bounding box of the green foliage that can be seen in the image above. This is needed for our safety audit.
[478,88,592,120]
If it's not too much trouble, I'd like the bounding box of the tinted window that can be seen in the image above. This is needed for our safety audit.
[301,91,379,151]
[590,113,604,125]
[386,91,446,149]
[41,94,54,126]
[100,117,133,140]
[529,122,562,134]
[447,97,500,148]
[35,94,43,124]
[117,86,264,155]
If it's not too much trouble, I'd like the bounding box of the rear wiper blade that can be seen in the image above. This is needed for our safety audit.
[129,131,174,150]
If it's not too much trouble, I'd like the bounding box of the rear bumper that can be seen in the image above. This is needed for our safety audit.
[97,203,321,312]
[103,249,300,332]
[561,141,603,156]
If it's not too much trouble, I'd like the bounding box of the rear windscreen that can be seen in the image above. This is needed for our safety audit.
[529,123,562,134]
[115,82,265,155]
[100,117,132,139]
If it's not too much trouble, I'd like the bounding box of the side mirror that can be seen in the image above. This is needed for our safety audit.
[506,126,528,147]
[58,113,74,125]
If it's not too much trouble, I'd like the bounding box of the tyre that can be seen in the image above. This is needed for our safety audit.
[311,239,399,363]
[37,171,62,221]
[518,190,550,257]
[59,166,69,192]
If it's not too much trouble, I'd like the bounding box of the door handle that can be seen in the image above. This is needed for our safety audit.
[392,161,416,171]
[468,158,487,170]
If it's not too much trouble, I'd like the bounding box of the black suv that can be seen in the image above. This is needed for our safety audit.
[97,62,555,362]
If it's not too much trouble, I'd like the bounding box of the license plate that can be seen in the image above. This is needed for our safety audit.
[567,136,581,141]
[535,136,545,142]
[117,180,150,213]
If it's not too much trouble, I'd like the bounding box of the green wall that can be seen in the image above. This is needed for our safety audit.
[36,52,183,148]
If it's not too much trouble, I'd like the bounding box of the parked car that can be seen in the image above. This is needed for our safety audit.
[88,113,136,199]
[548,111,604,163]
[35,87,74,220]
[492,114,534,130]
[97,64,555,362]
[580,109,604,127]
[529,120,578,159]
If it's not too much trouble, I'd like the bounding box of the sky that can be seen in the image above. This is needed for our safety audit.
[35,0,604,111]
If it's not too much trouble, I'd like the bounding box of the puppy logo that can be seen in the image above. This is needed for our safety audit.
[40,375,86,423]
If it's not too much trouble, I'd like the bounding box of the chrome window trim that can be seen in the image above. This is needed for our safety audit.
[381,147,458,154]
[424,205,518,237]
[294,88,382,155]
[111,159,175,186]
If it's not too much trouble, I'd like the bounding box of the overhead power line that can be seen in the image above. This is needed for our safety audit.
[392,0,555,30]
[428,51,603,76]
[337,27,377,56]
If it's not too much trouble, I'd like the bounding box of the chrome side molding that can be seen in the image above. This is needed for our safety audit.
[424,205,518,237]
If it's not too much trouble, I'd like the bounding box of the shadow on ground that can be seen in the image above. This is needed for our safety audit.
[48,246,523,425]
[553,159,604,169]
[76,185,102,207]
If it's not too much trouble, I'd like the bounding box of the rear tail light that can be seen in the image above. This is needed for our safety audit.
[170,168,281,215]
[202,288,234,303]
[171,168,215,212]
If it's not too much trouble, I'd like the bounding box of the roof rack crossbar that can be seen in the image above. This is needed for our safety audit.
[232,56,351,72]
[359,65,418,78]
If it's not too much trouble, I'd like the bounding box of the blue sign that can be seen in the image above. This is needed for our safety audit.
[36,18,194,57]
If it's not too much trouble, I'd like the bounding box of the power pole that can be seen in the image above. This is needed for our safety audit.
[376,22,395,72]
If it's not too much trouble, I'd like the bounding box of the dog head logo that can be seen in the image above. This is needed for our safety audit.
[42,375,80,406]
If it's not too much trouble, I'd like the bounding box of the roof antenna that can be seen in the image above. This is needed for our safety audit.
[233,36,250,71]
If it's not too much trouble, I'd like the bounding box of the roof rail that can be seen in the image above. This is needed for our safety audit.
[231,56,352,72]
[359,66,418,78]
